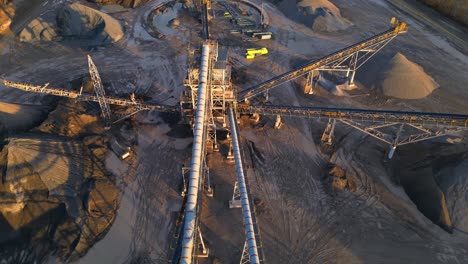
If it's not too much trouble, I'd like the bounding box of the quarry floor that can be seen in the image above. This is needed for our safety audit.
[0,0,468,263]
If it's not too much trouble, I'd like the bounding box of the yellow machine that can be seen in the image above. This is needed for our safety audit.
[245,47,268,59]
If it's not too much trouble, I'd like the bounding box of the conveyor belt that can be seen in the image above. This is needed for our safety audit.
[202,3,210,40]
[228,107,262,263]
[2,79,179,113]
[237,22,408,101]
[237,104,468,128]
[179,43,211,264]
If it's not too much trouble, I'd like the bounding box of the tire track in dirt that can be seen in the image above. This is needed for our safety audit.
[243,122,391,263]
[123,133,181,262]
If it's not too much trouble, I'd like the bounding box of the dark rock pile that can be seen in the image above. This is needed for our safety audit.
[88,0,146,8]
[57,3,125,44]
[0,135,117,261]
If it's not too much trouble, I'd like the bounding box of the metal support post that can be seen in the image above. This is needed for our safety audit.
[274,115,282,129]
[388,123,404,159]
[181,165,190,197]
[229,181,242,208]
[194,226,209,258]
[328,119,336,145]
[203,159,214,197]
[227,141,235,162]
[305,70,318,94]
[240,240,251,264]
[349,52,359,87]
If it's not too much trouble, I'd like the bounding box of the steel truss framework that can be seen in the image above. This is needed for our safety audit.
[237,21,408,101]
[237,104,468,128]
[1,81,178,113]
[304,36,396,94]
[228,107,264,263]
[238,103,468,158]
[87,55,112,122]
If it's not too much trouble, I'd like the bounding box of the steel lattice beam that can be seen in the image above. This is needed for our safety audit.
[237,104,468,128]
[1,80,178,113]
[237,21,408,101]
[87,55,112,120]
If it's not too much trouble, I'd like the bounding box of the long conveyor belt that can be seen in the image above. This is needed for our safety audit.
[202,3,210,40]
[2,79,179,113]
[237,104,468,128]
[228,107,262,263]
[237,21,408,101]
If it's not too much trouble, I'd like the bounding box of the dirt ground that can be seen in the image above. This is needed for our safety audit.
[0,0,468,263]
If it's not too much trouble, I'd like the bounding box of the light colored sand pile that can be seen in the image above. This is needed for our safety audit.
[296,0,353,32]
[381,53,439,99]
[57,3,125,44]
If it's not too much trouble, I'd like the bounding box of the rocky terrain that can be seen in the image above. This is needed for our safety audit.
[57,3,125,44]
[419,0,468,26]
[0,98,118,262]
[0,0,14,34]
[0,0,467,263]
[19,18,59,42]
[10,2,125,44]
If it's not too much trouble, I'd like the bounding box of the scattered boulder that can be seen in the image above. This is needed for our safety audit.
[168,18,180,28]
[380,53,439,99]
[19,18,59,42]
[57,3,125,44]
[329,165,346,178]
[329,165,348,190]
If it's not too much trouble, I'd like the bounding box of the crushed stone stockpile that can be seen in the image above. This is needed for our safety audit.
[279,0,353,32]
[19,18,59,42]
[35,99,105,138]
[380,53,439,99]
[87,0,146,8]
[0,135,117,261]
[57,3,125,44]
[393,140,468,233]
